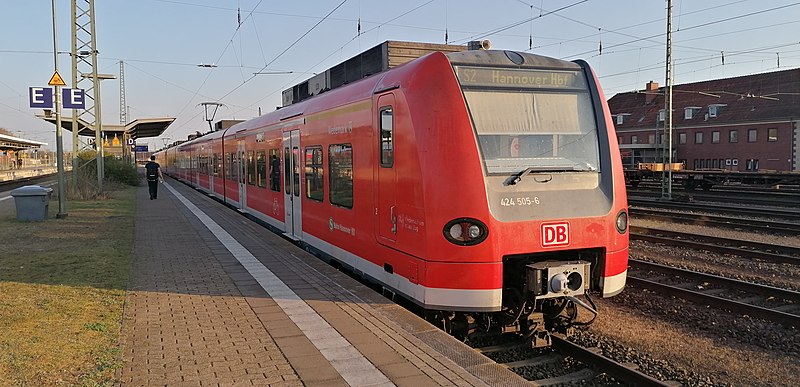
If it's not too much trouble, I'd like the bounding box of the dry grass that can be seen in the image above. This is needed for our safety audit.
[0,187,135,386]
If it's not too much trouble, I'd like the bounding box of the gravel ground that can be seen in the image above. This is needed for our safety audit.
[570,214,800,386]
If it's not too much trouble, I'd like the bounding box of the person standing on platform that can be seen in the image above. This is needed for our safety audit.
[145,155,164,200]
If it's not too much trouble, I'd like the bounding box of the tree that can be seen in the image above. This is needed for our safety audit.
[0,127,12,136]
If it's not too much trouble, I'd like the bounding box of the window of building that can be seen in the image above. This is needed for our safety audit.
[617,136,623,144]
[247,151,256,186]
[658,109,665,122]
[679,132,686,144]
[380,107,394,167]
[631,135,638,144]
[729,130,738,143]
[708,105,718,117]
[768,128,778,142]
[746,159,759,171]
[329,144,353,209]
[684,107,700,120]
[748,129,757,142]
[711,131,720,144]
[256,150,267,188]
[648,134,655,144]
[268,149,280,192]
[695,132,703,144]
[616,115,624,125]
[304,146,324,202]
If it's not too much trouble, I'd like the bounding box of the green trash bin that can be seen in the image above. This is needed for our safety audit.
[10,185,53,221]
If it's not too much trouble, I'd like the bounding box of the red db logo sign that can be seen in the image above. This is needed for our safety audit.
[542,222,569,247]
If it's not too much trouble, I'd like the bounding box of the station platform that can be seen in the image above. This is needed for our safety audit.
[119,178,528,386]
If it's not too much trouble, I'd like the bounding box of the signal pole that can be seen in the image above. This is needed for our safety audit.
[52,0,67,218]
[663,0,674,200]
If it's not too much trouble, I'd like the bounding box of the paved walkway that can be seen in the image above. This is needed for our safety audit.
[118,180,528,386]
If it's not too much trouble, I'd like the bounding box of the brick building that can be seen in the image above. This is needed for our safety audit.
[608,68,800,172]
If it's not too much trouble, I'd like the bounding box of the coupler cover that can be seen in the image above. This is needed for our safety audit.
[526,261,591,299]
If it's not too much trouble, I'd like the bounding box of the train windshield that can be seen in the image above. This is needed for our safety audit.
[455,66,600,175]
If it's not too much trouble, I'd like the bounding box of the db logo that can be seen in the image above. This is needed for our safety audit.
[542,222,569,247]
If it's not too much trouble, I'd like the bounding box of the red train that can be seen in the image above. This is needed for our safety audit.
[157,45,629,343]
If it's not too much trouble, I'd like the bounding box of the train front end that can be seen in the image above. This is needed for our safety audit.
[433,50,628,342]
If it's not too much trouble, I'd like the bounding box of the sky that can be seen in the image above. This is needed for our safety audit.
[2,0,799,151]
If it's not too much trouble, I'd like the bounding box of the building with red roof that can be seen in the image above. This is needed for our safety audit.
[608,68,800,172]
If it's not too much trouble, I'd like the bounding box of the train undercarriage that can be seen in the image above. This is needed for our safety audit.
[427,249,604,347]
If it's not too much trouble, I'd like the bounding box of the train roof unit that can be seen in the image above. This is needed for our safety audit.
[281,41,466,107]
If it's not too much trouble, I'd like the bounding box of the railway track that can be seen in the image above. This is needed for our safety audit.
[628,187,800,208]
[629,197,800,221]
[475,335,671,386]
[630,226,800,265]
[628,259,800,328]
[630,207,800,235]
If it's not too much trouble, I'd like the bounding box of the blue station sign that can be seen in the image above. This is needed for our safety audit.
[28,87,86,109]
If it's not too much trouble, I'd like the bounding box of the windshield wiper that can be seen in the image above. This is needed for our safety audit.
[504,164,596,185]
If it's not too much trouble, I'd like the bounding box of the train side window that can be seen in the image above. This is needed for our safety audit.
[380,106,394,167]
[247,151,256,186]
[329,143,353,209]
[256,151,267,188]
[292,147,300,197]
[284,147,291,194]
[269,149,281,192]
[304,146,324,202]
[213,153,219,176]
[226,153,233,180]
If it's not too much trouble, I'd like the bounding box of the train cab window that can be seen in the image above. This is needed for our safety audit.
[256,151,267,188]
[269,149,280,192]
[247,151,256,186]
[460,69,599,174]
[329,144,353,209]
[304,146,324,202]
[380,107,394,167]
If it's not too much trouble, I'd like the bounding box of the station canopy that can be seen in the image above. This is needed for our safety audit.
[0,133,47,151]
[39,116,175,139]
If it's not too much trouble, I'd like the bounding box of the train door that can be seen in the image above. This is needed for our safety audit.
[237,141,247,210]
[376,94,397,244]
[194,147,200,185]
[283,130,302,239]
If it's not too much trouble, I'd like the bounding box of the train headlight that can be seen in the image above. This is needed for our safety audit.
[615,210,628,234]
[443,218,488,246]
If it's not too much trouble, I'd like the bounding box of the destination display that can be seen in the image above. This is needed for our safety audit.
[455,66,586,90]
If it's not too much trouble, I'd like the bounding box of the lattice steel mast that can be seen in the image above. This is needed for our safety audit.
[71,0,104,188]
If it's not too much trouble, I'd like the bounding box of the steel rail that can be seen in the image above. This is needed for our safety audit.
[628,197,800,220]
[550,335,673,387]
[630,226,800,265]
[629,208,800,234]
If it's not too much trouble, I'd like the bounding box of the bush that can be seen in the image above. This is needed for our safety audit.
[66,152,139,200]
[103,157,140,186]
